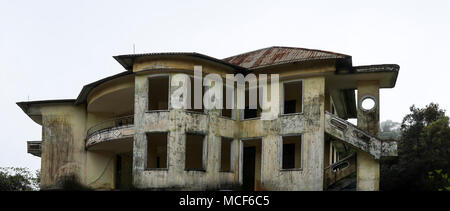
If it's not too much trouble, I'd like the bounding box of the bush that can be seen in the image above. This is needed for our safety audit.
[0,167,39,191]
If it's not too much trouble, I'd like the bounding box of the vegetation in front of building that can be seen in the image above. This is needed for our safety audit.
[380,103,450,191]
[0,167,39,191]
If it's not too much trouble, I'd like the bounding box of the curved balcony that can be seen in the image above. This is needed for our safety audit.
[86,115,134,150]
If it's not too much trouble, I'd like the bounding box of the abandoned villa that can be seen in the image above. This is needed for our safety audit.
[18,46,399,191]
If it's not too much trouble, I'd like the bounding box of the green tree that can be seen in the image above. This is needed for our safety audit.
[381,103,450,191]
[0,167,40,191]
[380,120,401,140]
[426,169,450,191]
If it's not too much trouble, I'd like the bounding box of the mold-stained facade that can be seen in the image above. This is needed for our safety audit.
[17,46,399,191]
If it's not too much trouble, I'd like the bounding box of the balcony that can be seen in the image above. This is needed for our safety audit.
[27,141,42,157]
[86,115,134,151]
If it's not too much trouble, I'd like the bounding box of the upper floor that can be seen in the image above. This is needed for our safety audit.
[18,46,398,127]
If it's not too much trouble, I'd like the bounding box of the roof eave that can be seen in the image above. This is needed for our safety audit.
[17,99,76,112]
[353,64,400,88]
[17,99,76,125]
[113,53,247,73]
[113,55,134,71]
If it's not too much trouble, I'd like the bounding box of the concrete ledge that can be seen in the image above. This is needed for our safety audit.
[324,112,397,159]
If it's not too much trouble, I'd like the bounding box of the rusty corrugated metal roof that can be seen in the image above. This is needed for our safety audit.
[223,46,351,70]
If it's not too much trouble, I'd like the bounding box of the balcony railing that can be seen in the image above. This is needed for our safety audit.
[86,115,134,139]
[324,153,356,188]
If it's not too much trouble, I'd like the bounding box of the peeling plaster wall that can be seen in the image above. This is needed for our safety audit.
[133,67,325,190]
[133,71,239,190]
[131,55,328,190]
[39,105,87,189]
[38,104,128,190]
[252,77,325,191]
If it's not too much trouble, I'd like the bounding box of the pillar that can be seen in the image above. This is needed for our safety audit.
[356,80,380,191]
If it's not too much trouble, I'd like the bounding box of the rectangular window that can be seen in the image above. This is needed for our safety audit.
[283,81,303,114]
[220,138,233,172]
[146,133,168,169]
[222,84,233,118]
[187,76,204,113]
[185,133,205,170]
[330,97,336,115]
[331,144,336,164]
[281,136,302,169]
[148,76,169,111]
[244,86,261,119]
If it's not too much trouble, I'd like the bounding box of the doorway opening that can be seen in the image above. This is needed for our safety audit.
[115,151,133,190]
[241,139,262,191]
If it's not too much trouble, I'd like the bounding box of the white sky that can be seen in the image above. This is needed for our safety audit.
[1,0,449,171]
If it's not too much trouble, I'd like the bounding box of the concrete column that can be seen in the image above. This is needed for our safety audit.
[132,74,147,187]
[40,105,87,189]
[302,77,325,190]
[356,80,380,191]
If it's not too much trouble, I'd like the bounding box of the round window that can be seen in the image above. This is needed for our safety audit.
[360,96,376,111]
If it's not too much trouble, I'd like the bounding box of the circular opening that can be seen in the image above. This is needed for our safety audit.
[361,97,376,111]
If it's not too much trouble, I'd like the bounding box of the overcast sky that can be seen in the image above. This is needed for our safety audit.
[1,0,449,171]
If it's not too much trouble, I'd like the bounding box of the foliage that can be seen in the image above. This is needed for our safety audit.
[381,103,450,191]
[0,167,40,191]
[426,169,450,191]
[380,120,401,140]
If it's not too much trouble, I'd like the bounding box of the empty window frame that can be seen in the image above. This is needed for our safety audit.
[330,143,339,165]
[146,132,168,169]
[220,138,233,172]
[281,135,302,170]
[330,97,337,115]
[185,133,206,170]
[187,76,204,113]
[243,86,261,119]
[282,80,303,114]
[222,83,234,118]
[148,75,169,111]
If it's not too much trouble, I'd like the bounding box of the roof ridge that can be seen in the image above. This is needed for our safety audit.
[269,46,351,57]
[223,46,350,61]
[222,46,274,60]
[115,52,200,57]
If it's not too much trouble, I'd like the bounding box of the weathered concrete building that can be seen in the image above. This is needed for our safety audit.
[19,46,399,191]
